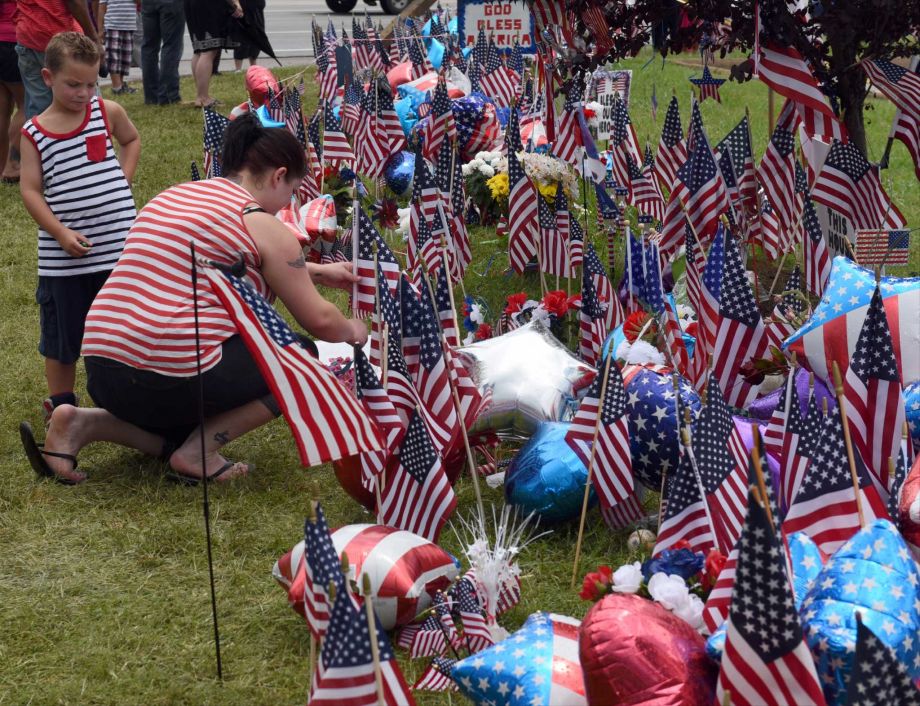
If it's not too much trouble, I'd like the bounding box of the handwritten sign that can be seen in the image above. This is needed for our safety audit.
[594,70,632,141]
[458,0,535,53]
[815,204,855,259]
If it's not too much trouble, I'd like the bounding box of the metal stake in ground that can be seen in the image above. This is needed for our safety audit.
[189,242,223,680]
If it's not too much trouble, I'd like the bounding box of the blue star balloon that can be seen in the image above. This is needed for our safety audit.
[620,364,701,490]
[254,103,285,128]
[383,150,415,196]
[800,519,920,705]
[905,380,920,451]
[505,422,598,524]
[451,612,587,706]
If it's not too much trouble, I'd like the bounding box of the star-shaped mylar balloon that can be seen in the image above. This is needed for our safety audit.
[459,321,596,439]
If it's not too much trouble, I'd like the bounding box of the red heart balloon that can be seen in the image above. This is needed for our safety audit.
[579,593,717,706]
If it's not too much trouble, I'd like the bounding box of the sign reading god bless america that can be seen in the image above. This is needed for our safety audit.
[458,0,536,54]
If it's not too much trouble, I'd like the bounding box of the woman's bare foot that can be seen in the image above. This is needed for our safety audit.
[167,445,250,482]
[43,405,88,483]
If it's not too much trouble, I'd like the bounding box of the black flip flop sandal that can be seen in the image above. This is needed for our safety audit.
[19,422,83,485]
[165,461,252,486]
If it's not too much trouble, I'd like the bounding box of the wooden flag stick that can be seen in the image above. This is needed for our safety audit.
[831,361,865,528]
[362,573,386,706]
[571,355,612,589]
[749,425,775,533]
[307,500,319,688]
[722,688,732,706]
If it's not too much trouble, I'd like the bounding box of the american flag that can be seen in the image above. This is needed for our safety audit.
[447,574,493,654]
[190,161,201,181]
[564,357,643,519]
[374,80,406,156]
[783,409,883,554]
[693,375,749,553]
[554,76,584,168]
[621,229,646,314]
[411,149,441,233]
[385,334,421,431]
[764,373,812,512]
[607,94,643,189]
[266,85,284,123]
[302,503,345,640]
[433,269,459,349]
[854,229,911,266]
[716,488,827,706]
[718,115,757,215]
[508,41,523,77]
[354,347,404,490]
[530,0,565,32]
[379,410,456,543]
[654,96,687,190]
[407,30,432,80]
[202,107,229,178]
[711,231,769,409]
[341,81,362,137]
[408,203,439,279]
[369,260,401,368]
[689,65,725,103]
[584,243,621,330]
[421,78,456,162]
[315,32,338,103]
[322,100,356,165]
[399,274,423,377]
[759,99,801,236]
[202,268,383,467]
[354,208,399,318]
[399,591,459,658]
[350,17,370,72]
[798,169,832,296]
[758,42,845,144]
[784,257,920,387]
[578,266,607,368]
[812,139,905,230]
[412,657,457,692]
[479,41,516,109]
[506,109,539,273]
[581,3,612,56]
[538,192,567,277]
[654,438,716,556]
[554,187,572,277]
[307,109,323,166]
[642,239,665,315]
[703,543,737,634]
[627,154,665,222]
[448,141,472,273]
[773,265,806,339]
[663,296,692,383]
[845,613,920,706]
[309,577,415,706]
[865,59,920,180]
[697,222,725,367]
[843,284,907,497]
[654,188,688,260]
[673,100,730,243]
[413,285,459,453]
[568,208,585,270]
[283,86,306,148]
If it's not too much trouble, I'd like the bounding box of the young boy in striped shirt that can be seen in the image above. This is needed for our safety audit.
[20,31,140,421]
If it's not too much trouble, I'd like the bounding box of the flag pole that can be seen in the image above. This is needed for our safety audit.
[749,426,775,531]
[189,242,223,681]
[351,186,360,316]
[831,361,866,528]
[571,355,613,589]
[306,500,318,688]
[362,573,387,706]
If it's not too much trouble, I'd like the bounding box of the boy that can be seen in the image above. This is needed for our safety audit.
[20,31,139,422]
[97,0,138,94]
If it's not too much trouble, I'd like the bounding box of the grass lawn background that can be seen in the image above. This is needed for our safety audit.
[0,49,917,705]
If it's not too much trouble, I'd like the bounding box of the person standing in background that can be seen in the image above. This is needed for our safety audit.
[232,0,265,72]
[184,0,242,108]
[14,0,102,117]
[98,0,137,94]
[140,0,183,105]
[0,0,24,181]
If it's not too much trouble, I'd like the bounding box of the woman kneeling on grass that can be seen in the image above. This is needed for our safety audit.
[21,114,368,485]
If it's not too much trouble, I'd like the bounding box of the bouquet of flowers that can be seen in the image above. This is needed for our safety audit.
[518,152,580,203]
[462,151,507,225]
[578,544,727,632]
[462,295,493,345]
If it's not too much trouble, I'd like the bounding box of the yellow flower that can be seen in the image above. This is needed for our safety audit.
[486,172,509,200]
[536,181,558,201]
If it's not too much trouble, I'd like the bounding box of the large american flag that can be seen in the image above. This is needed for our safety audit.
[379,410,456,543]
[202,267,383,467]
[843,284,907,496]
[711,231,769,409]
[673,100,730,244]
[309,579,415,706]
[716,489,827,706]
[758,99,801,237]
[692,375,749,554]
[564,357,643,520]
[654,95,687,191]
[867,58,920,180]
[811,139,905,230]
[654,439,716,555]
[479,42,516,109]
[302,503,345,640]
[506,109,539,273]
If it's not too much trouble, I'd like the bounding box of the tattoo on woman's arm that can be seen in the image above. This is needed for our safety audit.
[213,431,230,444]
[287,254,307,269]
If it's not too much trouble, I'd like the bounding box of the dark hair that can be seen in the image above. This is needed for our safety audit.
[45,32,101,73]
[221,113,307,181]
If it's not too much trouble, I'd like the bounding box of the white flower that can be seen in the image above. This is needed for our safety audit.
[469,302,484,325]
[616,340,666,366]
[480,165,495,178]
[468,158,484,170]
[611,562,642,593]
[461,164,474,177]
[672,593,704,629]
[529,305,552,327]
[647,573,690,612]
[397,207,411,236]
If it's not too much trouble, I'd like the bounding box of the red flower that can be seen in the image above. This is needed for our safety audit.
[702,548,727,591]
[541,289,571,318]
[623,310,657,342]
[583,107,596,119]
[578,565,613,601]
[684,321,699,339]
[504,292,528,316]
[474,323,492,341]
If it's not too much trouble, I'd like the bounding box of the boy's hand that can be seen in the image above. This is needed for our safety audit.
[57,229,93,257]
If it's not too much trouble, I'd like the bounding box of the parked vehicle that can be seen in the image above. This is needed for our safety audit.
[326,0,409,15]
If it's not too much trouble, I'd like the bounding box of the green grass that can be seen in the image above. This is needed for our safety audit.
[0,50,916,706]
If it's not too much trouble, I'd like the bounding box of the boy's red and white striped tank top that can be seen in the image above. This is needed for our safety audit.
[82,178,270,377]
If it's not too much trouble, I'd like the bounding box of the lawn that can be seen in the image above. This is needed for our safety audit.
[0,50,916,706]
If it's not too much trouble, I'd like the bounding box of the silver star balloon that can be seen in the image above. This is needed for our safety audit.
[458,320,596,439]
